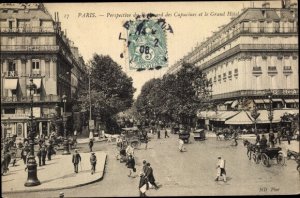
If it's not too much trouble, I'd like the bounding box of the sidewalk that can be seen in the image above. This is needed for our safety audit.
[2,151,107,193]
[76,137,108,144]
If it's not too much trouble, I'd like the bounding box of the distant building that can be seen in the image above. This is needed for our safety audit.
[167,1,299,128]
[0,3,87,138]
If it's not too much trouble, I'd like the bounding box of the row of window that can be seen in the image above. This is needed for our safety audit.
[1,36,55,45]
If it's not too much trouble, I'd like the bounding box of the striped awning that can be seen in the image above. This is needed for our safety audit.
[272,99,283,102]
[254,99,265,104]
[224,101,233,105]
[225,111,253,125]
[4,79,18,90]
[284,99,295,103]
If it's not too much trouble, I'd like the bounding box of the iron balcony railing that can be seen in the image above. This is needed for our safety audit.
[1,95,61,103]
[212,89,299,100]
[1,45,59,52]
[0,27,55,33]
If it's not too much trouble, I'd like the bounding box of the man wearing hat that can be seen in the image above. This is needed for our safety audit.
[90,152,97,175]
[41,144,47,166]
[215,156,226,182]
[142,160,148,174]
[145,163,159,189]
[139,172,149,197]
[72,149,81,173]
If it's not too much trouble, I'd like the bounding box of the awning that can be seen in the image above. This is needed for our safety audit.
[4,79,18,90]
[225,111,253,125]
[294,99,299,103]
[284,99,295,103]
[214,111,240,121]
[272,99,283,102]
[231,100,239,108]
[255,109,299,124]
[254,99,265,104]
[224,101,233,105]
[33,78,42,89]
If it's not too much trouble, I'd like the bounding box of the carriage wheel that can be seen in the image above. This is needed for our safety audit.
[277,154,285,166]
[261,153,270,167]
[247,151,252,160]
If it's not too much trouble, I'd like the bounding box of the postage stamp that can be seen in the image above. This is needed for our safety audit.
[121,14,173,71]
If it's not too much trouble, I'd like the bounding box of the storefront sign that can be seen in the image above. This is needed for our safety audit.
[89,120,95,130]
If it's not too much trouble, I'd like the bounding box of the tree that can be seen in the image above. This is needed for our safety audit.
[136,62,212,127]
[78,54,136,127]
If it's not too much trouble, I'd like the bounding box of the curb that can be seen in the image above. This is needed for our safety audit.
[3,154,107,194]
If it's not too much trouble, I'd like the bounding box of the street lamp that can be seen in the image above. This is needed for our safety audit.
[251,105,260,131]
[62,94,70,155]
[24,78,40,187]
[267,91,273,132]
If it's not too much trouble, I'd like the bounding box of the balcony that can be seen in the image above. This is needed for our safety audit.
[212,89,299,100]
[1,95,61,103]
[1,45,59,52]
[0,27,55,33]
[1,113,31,119]
[252,66,262,75]
[283,66,293,74]
[268,66,277,75]
[4,71,19,78]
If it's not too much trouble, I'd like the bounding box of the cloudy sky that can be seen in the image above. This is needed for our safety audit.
[44,1,282,98]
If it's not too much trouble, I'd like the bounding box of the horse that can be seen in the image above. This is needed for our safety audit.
[243,140,258,160]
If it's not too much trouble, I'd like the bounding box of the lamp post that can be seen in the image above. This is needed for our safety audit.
[62,94,70,155]
[24,78,40,187]
[251,105,260,131]
[267,91,273,132]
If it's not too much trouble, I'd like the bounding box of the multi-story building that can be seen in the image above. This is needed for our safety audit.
[0,3,87,138]
[167,1,298,128]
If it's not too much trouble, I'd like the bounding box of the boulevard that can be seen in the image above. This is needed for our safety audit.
[3,131,299,197]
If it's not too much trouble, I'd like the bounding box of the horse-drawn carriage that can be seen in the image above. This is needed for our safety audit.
[193,129,206,141]
[216,128,233,140]
[49,135,77,149]
[121,127,147,149]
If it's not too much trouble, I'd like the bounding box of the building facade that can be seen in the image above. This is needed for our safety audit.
[0,3,87,138]
[167,1,299,128]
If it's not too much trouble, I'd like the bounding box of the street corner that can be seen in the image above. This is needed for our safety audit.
[2,152,108,193]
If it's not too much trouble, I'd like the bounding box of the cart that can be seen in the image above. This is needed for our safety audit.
[252,147,285,167]
[193,129,206,141]
[179,129,190,143]
[121,127,142,149]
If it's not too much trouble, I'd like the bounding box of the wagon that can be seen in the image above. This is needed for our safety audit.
[193,129,206,141]
[179,129,190,143]
[121,127,142,149]
[252,147,285,167]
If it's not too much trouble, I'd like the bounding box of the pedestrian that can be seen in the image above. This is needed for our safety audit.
[72,149,81,173]
[232,130,238,146]
[89,139,94,152]
[178,138,185,152]
[139,172,149,197]
[164,128,169,138]
[276,130,282,145]
[142,160,148,174]
[24,152,30,171]
[157,129,160,139]
[126,144,134,156]
[215,156,226,182]
[90,152,97,175]
[286,130,291,145]
[47,142,54,161]
[260,134,268,151]
[41,145,47,166]
[37,148,42,166]
[126,154,136,177]
[145,163,159,189]
[21,147,29,164]
[107,134,112,143]
[255,132,260,145]
[269,131,275,148]
[144,135,148,150]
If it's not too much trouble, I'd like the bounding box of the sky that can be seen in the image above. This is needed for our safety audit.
[44,1,283,98]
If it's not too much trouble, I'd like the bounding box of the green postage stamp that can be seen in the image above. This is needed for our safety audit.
[121,14,173,71]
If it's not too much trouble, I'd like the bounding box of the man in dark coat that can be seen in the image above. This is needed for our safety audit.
[139,172,149,197]
[260,134,268,151]
[145,163,159,189]
[126,154,136,177]
[41,145,47,166]
[37,148,42,166]
[142,160,148,174]
[90,152,97,175]
[89,139,94,152]
[72,149,81,173]
[47,143,54,161]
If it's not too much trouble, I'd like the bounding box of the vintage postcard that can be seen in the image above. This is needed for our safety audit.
[1,1,299,197]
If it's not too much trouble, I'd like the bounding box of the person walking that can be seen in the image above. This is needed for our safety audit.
[139,172,149,197]
[89,139,94,152]
[47,142,54,161]
[126,154,136,177]
[164,128,169,138]
[21,147,29,165]
[72,149,81,173]
[178,138,185,152]
[157,129,161,139]
[41,145,47,166]
[142,160,148,174]
[144,135,148,150]
[232,130,238,146]
[37,148,42,166]
[276,130,282,145]
[215,156,226,182]
[286,130,291,145]
[145,163,159,190]
[90,152,97,175]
